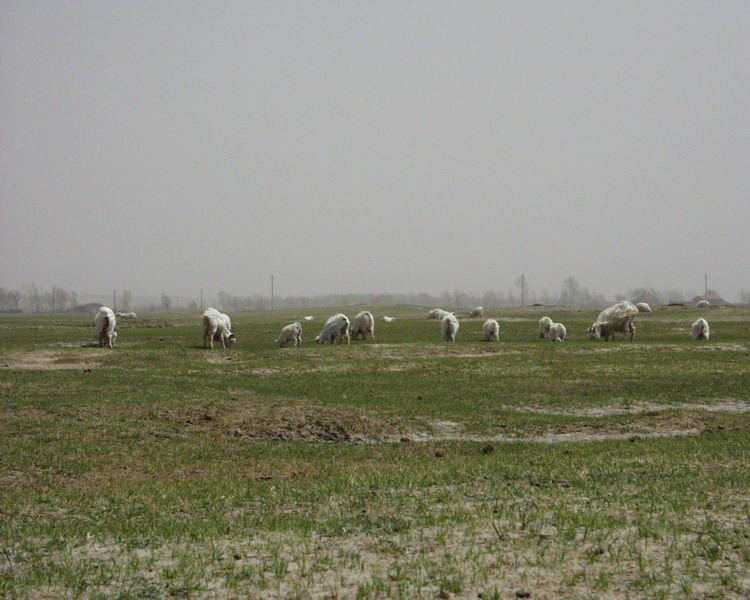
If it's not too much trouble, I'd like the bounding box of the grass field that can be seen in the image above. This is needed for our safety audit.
[1,305,749,599]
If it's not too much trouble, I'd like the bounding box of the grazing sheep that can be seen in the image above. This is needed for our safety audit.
[202,308,236,349]
[635,302,652,313]
[303,316,314,321]
[427,308,449,319]
[691,318,710,341]
[696,300,710,309]
[94,307,118,348]
[548,322,567,342]
[589,301,638,341]
[482,318,500,342]
[441,313,459,343]
[469,306,484,318]
[538,316,553,339]
[315,313,350,345]
[277,322,302,348]
[351,311,375,341]
[382,315,395,323]
[115,312,137,318]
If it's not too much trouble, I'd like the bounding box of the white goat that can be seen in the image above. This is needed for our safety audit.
[94,307,118,348]
[277,322,302,348]
[538,316,553,339]
[441,313,459,343]
[589,301,638,341]
[635,302,652,313]
[315,313,350,345]
[202,308,236,349]
[115,312,137,318]
[696,300,710,308]
[691,318,710,341]
[351,311,375,341]
[548,322,567,342]
[482,318,500,342]
[469,306,484,318]
[382,316,395,323]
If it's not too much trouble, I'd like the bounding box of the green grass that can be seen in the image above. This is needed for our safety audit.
[1,305,749,598]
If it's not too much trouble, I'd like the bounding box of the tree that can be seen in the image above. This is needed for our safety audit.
[627,287,660,306]
[121,290,133,312]
[560,277,580,307]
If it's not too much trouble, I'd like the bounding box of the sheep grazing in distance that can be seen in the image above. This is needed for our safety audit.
[635,302,652,313]
[202,308,236,349]
[482,318,500,342]
[589,301,638,341]
[382,315,395,323]
[441,313,459,342]
[94,306,118,348]
[691,318,710,341]
[351,311,375,341]
[277,322,302,348]
[315,313,350,345]
[115,311,137,318]
[548,322,567,342]
[303,316,314,321]
[427,308,449,319]
[696,300,710,309]
[538,316,553,339]
[469,306,484,318]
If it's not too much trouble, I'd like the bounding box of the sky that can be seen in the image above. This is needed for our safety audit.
[1,1,749,301]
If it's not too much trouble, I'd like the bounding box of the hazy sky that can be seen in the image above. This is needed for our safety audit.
[2,2,748,300]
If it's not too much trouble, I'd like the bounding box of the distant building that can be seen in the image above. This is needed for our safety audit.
[690,294,730,306]
[68,303,103,315]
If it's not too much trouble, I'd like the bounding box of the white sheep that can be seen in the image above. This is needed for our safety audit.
[696,300,710,309]
[115,311,137,318]
[538,316,553,339]
[94,306,118,348]
[315,313,350,345]
[202,308,236,349]
[589,301,638,341]
[441,313,459,343]
[427,308,447,319]
[691,318,710,341]
[469,306,484,318]
[303,316,314,321]
[482,318,500,342]
[548,322,567,342]
[635,302,652,313]
[382,316,395,323]
[351,310,375,341]
[277,322,302,348]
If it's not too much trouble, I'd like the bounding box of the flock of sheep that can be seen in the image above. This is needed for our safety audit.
[92,301,712,349]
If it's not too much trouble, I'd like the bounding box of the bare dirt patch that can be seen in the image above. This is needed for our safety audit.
[390,410,747,445]
[0,350,101,371]
[163,400,402,443]
[507,398,750,418]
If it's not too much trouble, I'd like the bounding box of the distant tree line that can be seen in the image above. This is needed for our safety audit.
[215,277,612,312]
[2,280,745,314]
[1,284,79,313]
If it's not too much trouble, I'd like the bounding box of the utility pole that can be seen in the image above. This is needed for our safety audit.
[52,287,56,314]
[161,292,165,312]
[704,275,708,296]
[200,289,203,311]
[521,274,526,307]
[113,290,117,312]
[271,275,274,311]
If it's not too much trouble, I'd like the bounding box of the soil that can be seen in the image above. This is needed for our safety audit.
[0,350,101,370]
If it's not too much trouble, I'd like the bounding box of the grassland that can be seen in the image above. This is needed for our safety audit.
[1,305,749,599]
